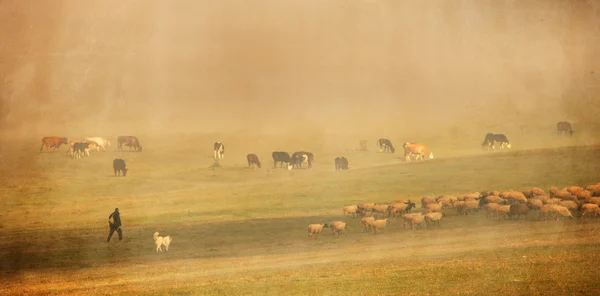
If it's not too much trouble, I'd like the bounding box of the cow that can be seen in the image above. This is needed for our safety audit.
[335,157,349,171]
[214,142,225,160]
[288,151,314,170]
[67,140,99,156]
[86,137,112,151]
[377,138,395,153]
[403,143,434,161]
[117,136,142,152]
[40,137,68,152]
[481,133,511,150]
[272,151,291,168]
[556,121,573,136]
[113,159,128,176]
[247,153,261,168]
[72,142,90,159]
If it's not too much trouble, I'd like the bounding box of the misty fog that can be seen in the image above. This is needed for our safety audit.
[1,0,598,139]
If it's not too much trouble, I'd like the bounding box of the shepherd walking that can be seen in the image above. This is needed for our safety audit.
[107,208,123,243]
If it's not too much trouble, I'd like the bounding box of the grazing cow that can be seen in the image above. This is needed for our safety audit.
[403,143,434,161]
[377,138,395,153]
[335,157,349,171]
[113,159,127,176]
[73,142,90,159]
[117,136,142,152]
[67,140,99,156]
[272,151,291,168]
[288,151,314,170]
[247,153,261,168]
[40,137,68,152]
[86,137,111,151]
[213,142,225,160]
[481,133,511,150]
[556,121,573,136]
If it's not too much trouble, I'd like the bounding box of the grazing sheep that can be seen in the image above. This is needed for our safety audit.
[587,197,600,206]
[565,186,584,196]
[455,201,467,215]
[308,224,328,237]
[483,203,501,218]
[506,191,527,204]
[388,201,416,217]
[523,187,546,198]
[403,213,425,230]
[545,198,562,205]
[551,205,575,220]
[576,190,592,200]
[424,212,443,228]
[534,195,549,204]
[539,204,557,221]
[358,203,375,214]
[550,186,573,200]
[373,219,390,233]
[361,217,376,232]
[342,205,359,218]
[329,221,348,237]
[509,204,530,220]
[463,192,481,201]
[485,195,505,204]
[580,203,600,218]
[496,205,511,219]
[436,195,456,208]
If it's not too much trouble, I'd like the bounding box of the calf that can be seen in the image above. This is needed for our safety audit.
[377,138,395,153]
[247,153,261,168]
[272,151,291,168]
[403,142,434,161]
[289,151,314,170]
[73,142,90,159]
[113,159,128,176]
[335,157,349,171]
[556,121,573,136]
[214,142,225,160]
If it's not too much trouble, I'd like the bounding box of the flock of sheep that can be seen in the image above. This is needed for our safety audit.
[307,182,600,238]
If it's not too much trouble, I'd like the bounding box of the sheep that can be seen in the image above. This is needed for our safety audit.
[533,195,549,204]
[342,205,359,218]
[464,200,480,215]
[587,197,600,206]
[483,203,501,218]
[329,221,347,237]
[496,205,511,219]
[526,198,543,211]
[308,223,328,237]
[358,203,375,213]
[544,198,562,205]
[551,205,575,220]
[485,195,505,204]
[373,218,390,233]
[481,190,500,197]
[455,201,467,215]
[539,204,557,221]
[421,196,436,209]
[401,213,425,230]
[565,186,584,196]
[509,204,530,220]
[550,186,573,200]
[360,216,376,232]
[371,204,390,218]
[580,203,600,218]
[576,190,592,200]
[522,187,546,198]
[506,191,527,204]
[559,200,578,212]
[424,212,443,228]
[463,192,481,201]
[425,202,444,213]
[388,201,416,217]
[436,195,456,208]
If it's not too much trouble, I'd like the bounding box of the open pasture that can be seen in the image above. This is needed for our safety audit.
[1,133,600,295]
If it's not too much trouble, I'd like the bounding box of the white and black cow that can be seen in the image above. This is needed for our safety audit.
[335,157,349,171]
[377,138,395,153]
[288,151,314,170]
[556,121,573,136]
[481,133,511,150]
[272,151,291,168]
[214,142,225,160]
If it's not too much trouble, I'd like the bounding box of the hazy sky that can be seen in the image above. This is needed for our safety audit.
[1,0,598,137]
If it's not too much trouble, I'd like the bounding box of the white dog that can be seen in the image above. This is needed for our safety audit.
[153,232,172,252]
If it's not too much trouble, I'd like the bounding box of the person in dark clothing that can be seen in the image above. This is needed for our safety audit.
[107,208,123,243]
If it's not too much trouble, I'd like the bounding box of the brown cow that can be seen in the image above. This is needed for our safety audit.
[117,136,142,152]
[247,154,261,168]
[40,137,68,152]
[403,143,434,161]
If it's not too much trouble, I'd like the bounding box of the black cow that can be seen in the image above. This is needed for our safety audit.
[113,159,128,176]
[73,142,90,159]
[335,157,349,171]
[289,151,314,170]
[481,133,511,150]
[214,142,225,160]
[272,151,291,168]
[247,153,261,168]
[377,138,395,153]
[557,121,573,136]
[117,136,142,152]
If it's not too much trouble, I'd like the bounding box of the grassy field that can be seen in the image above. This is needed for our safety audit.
[1,130,600,295]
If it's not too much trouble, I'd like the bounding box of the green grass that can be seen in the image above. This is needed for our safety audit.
[1,134,600,295]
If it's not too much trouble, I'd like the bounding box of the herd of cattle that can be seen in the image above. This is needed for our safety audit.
[38,121,575,172]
